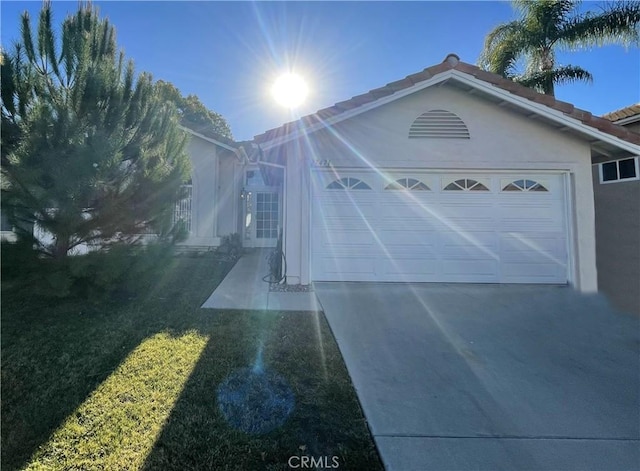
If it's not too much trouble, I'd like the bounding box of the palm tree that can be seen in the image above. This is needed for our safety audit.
[478,0,640,96]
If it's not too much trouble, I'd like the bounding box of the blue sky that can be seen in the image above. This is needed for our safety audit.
[2,1,639,141]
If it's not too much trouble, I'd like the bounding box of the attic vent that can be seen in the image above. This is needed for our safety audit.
[409,110,470,139]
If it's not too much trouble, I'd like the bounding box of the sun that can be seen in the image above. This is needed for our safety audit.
[271,73,308,108]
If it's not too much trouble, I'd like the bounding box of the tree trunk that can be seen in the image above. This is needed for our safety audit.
[541,48,555,97]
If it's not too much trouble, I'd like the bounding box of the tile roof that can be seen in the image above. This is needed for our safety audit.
[602,104,640,123]
[254,54,640,147]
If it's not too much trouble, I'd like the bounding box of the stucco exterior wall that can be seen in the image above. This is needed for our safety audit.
[180,135,241,247]
[300,85,589,169]
[622,121,640,134]
[216,156,241,238]
[282,141,305,283]
[281,84,597,290]
[591,169,640,314]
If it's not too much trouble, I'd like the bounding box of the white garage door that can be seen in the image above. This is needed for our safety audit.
[311,171,568,283]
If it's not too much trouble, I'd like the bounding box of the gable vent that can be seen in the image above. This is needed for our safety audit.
[409,110,470,139]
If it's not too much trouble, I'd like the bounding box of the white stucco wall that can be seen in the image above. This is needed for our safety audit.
[216,156,241,238]
[181,135,241,247]
[280,83,598,291]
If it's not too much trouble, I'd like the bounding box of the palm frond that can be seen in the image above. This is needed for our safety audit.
[517,0,577,42]
[558,1,640,49]
[517,64,593,93]
[478,20,533,77]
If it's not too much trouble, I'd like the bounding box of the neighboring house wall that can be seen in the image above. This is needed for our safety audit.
[625,122,640,134]
[591,108,640,314]
[277,84,597,290]
[591,169,640,314]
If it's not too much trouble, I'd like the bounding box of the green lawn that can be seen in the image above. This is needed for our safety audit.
[2,253,382,470]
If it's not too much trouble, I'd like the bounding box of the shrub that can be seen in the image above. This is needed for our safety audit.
[217,233,243,261]
[2,242,175,301]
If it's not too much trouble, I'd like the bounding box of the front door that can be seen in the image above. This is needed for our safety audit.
[243,169,281,248]
[252,191,280,247]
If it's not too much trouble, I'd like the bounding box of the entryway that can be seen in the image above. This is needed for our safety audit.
[242,168,281,249]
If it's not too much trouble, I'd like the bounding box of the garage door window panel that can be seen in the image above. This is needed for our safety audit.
[385,178,430,191]
[443,178,490,191]
[326,177,372,190]
[502,179,548,192]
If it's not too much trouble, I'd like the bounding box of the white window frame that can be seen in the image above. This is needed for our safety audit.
[255,191,279,240]
[598,156,640,184]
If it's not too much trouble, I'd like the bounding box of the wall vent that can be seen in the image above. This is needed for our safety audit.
[409,110,470,139]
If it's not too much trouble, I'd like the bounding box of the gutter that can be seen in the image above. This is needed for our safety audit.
[611,115,640,127]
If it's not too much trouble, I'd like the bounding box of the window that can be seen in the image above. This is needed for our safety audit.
[502,179,548,192]
[600,157,639,183]
[173,181,193,232]
[443,178,489,191]
[256,192,279,239]
[326,177,371,190]
[385,178,430,191]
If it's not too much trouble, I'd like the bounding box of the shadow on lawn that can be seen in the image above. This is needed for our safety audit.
[0,256,233,470]
[1,300,153,470]
[2,254,381,470]
[141,311,383,471]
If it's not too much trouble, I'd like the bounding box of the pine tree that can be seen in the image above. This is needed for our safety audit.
[1,1,191,258]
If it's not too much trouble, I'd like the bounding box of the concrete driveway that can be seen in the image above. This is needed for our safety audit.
[315,283,639,471]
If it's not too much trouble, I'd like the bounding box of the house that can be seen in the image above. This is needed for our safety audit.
[248,54,640,295]
[0,121,280,253]
[592,104,640,314]
[176,122,283,251]
[5,54,639,310]
[174,123,244,250]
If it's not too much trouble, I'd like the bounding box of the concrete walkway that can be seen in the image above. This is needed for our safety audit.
[315,282,640,471]
[201,249,320,311]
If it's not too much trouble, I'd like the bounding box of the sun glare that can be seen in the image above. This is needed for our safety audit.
[271,73,308,108]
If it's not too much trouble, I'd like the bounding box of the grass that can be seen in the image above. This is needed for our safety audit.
[2,253,382,470]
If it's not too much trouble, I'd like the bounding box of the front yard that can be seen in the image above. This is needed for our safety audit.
[1,253,382,470]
